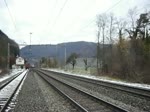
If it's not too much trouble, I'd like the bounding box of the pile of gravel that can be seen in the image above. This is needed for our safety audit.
[14,71,49,112]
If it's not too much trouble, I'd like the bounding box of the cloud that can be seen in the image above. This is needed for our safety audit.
[0,0,149,45]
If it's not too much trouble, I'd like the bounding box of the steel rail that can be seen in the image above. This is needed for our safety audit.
[35,70,127,112]
[0,71,28,112]
[41,69,150,98]
[0,72,23,90]
[35,70,88,112]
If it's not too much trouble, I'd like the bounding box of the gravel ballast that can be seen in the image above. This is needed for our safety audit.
[14,71,49,112]
[34,72,77,112]
[14,70,78,112]
[40,70,149,112]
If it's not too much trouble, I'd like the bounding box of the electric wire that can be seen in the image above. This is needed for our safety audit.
[43,0,58,32]
[62,0,124,43]
[50,0,69,29]
[79,0,123,31]
[105,0,123,13]
[42,0,123,44]
[3,0,17,30]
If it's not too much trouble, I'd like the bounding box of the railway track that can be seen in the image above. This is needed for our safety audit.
[0,70,28,112]
[0,72,23,90]
[41,69,150,98]
[36,69,150,112]
[35,69,127,112]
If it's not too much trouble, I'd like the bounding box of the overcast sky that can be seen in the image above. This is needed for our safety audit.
[0,0,149,46]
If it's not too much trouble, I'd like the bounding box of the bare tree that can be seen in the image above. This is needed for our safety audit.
[96,27,101,71]
[96,15,102,72]
[66,53,78,69]
[108,13,116,71]
[116,18,132,78]
[96,13,108,74]
[83,58,89,71]
[128,7,138,32]
[116,18,127,40]
[125,7,139,38]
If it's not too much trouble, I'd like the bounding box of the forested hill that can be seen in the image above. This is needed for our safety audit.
[20,41,97,59]
[0,30,19,69]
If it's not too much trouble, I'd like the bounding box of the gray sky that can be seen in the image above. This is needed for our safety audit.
[0,0,149,46]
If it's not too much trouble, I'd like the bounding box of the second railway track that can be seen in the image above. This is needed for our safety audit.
[35,69,127,112]
[36,69,150,112]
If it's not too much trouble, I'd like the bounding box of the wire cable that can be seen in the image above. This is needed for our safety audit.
[105,0,123,13]
[61,0,124,43]
[50,0,69,29]
[3,0,17,30]
[80,0,123,31]
[43,0,58,32]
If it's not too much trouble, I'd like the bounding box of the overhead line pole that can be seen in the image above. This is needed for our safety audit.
[7,43,10,70]
[30,32,32,51]
[65,43,67,70]
[4,0,17,30]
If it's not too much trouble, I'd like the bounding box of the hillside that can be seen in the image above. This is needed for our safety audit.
[0,30,19,69]
[20,41,97,62]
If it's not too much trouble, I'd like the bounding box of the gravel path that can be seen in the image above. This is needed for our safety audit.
[14,71,49,112]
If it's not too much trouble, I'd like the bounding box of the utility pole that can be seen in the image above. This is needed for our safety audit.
[109,16,113,71]
[97,31,100,70]
[30,32,32,51]
[29,32,32,64]
[145,23,147,39]
[7,43,10,70]
[102,24,105,73]
[56,44,58,60]
[56,44,59,67]
[64,43,67,70]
